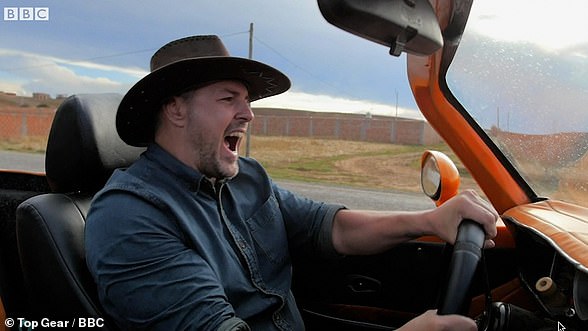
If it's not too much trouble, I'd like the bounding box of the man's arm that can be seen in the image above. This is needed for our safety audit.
[330,190,496,331]
[331,190,499,256]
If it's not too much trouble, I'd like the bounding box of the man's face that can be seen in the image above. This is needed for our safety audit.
[182,80,253,180]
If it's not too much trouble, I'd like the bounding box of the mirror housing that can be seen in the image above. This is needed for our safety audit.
[317,0,443,56]
[421,150,460,206]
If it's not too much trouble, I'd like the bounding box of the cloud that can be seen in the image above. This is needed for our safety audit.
[0,49,144,96]
[0,47,422,120]
[447,4,588,134]
[253,90,423,120]
[469,0,588,53]
[0,0,420,112]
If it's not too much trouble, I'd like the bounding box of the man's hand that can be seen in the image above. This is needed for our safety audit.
[426,190,499,248]
[397,309,477,331]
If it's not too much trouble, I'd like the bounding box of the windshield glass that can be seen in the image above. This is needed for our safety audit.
[447,0,588,204]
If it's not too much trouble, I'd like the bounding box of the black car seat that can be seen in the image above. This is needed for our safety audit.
[0,172,49,321]
[15,94,144,329]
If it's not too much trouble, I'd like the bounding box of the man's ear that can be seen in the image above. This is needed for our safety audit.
[161,96,187,128]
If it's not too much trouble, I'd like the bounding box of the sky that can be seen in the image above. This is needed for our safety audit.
[1,0,588,132]
[446,0,588,134]
[0,0,421,119]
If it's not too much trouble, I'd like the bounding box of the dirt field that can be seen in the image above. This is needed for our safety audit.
[249,136,480,194]
[0,133,481,195]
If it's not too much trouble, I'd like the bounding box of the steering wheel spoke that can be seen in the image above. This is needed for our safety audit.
[438,219,486,316]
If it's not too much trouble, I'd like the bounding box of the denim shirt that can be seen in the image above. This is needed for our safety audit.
[85,144,345,330]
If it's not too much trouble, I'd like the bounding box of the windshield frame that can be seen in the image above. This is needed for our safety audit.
[407,0,534,213]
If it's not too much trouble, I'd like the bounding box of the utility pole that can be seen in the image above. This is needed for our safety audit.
[395,89,399,118]
[496,106,500,130]
[246,23,254,157]
[392,89,398,143]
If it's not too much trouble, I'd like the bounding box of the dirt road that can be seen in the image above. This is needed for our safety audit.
[0,150,433,211]
[278,180,433,211]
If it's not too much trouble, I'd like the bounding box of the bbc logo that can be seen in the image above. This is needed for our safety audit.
[4,7,49,21]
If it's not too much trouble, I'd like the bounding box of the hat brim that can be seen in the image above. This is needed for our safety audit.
[116,56,290,147]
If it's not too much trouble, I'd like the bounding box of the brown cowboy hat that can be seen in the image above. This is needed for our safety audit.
[116,35,291,147]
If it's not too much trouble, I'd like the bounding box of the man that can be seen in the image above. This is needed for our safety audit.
[85,35,498,330]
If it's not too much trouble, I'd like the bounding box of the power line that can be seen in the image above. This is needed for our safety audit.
[0,30,250,73]
[253,35,353,96]
[220,31,249,38]
[3,29,353,98]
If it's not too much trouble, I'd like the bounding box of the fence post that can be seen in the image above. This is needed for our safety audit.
[20,112,28,137]
[262,117,268,135]
[390,119,397,143]
[360,114,371,141]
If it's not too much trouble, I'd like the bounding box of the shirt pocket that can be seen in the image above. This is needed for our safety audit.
[244,195,290,266]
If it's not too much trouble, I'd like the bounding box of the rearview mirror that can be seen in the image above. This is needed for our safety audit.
[317,0,443,56]
[421,150,460,206]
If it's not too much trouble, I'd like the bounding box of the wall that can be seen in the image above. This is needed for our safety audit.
[251,108,442,145]
[0,105,442,146]
[0,107,54,139]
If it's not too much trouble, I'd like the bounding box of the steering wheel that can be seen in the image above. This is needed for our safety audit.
[420,151,487,317]
[437,219,486,315]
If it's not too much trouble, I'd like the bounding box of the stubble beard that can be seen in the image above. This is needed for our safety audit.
[197,143,239,181]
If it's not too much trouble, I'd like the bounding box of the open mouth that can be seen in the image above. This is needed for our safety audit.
[224,133,242,154]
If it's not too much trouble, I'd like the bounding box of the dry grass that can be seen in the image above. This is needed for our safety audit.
[0,136,47,153]
[248,136,477,193]
[0,134,478,193]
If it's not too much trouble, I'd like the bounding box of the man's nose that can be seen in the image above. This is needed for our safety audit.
[237,102,254,122]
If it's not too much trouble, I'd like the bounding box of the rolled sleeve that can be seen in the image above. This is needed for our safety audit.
[317,203,347,259]
[217,317,251,331]
[272,182,346,259]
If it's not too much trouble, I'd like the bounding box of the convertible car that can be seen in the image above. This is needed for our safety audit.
[1,0,587,330]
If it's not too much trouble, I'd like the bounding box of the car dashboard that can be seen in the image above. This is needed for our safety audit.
[504,200,588,330]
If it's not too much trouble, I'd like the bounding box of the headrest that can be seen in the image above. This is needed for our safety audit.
[45,94,145,193]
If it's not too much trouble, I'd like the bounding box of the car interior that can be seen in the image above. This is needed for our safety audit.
[13,93,144,330]
[1,0,588,330]
[0,94,516,331]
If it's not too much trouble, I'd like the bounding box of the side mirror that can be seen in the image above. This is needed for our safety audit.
[317,0,443,56]
[421,150,460,206]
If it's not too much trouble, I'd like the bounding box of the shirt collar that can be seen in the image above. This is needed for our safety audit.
[144,143,208,193]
